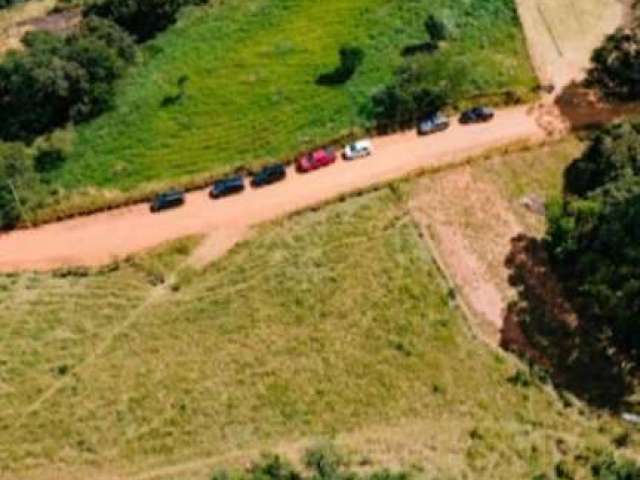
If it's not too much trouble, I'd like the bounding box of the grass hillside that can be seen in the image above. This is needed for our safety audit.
[0,186,631,480]
[51,0,535,195]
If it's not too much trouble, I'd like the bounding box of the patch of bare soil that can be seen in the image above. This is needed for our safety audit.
[0,3,79,55]
[409,167,526,344]
[187,226,251,269]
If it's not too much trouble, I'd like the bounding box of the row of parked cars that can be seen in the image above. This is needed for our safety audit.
[149,107,494,212]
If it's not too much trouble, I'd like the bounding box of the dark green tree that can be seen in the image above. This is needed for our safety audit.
[587,27,640,100]
[85,0,206,42]
[0,20,135,141]
[0,0,22,9]
[369,58,447,132]
[564,122,640,197]
[424,14,448,45]
[546,121,640,360]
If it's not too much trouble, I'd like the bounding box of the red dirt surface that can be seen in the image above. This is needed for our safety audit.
[0,107,546,272]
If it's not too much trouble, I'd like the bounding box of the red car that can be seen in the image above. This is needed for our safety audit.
[296,148,336,173]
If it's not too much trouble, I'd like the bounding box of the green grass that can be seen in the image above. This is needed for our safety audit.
[49,0,536,198]
[0,186,631,479]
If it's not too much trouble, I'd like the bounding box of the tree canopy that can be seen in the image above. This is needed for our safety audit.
[0,17,135,142]
[546,121,640,360]
[84,0,205,42]
[587,27,640,100]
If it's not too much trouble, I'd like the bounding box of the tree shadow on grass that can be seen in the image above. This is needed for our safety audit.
[315,46,364,87]
[500,234,632,410]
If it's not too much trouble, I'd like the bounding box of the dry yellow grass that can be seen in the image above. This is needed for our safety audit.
[0,0,56,54]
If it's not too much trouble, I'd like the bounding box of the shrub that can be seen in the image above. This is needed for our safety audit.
[0,142,43,228]
[303,443,345,480]
[592,453,640,480]
[210,448,408,480]
[84,0,206,42]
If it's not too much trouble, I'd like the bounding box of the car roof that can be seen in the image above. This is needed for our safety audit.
[215,175,242,184]
[264,163,284,172]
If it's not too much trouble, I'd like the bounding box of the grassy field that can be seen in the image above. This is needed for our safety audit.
[48,0,536,199]
[0,185,634,479]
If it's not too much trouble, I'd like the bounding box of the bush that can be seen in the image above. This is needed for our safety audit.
[209,447,408,480]
[84,0,206,42]
[592,453,640,480]
[0,142,43,228]
[587,27,640,100]
[0,18,135,142]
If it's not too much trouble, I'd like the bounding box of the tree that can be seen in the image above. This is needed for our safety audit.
[0,19,135,141]
[0,0,22,9]
[587,27,640,100]
[564,122,640,197]
[546,121,640,360]
[369,58,448,132]
[0,142,42,228]
[85,0,206,42]
[424,14,448,45]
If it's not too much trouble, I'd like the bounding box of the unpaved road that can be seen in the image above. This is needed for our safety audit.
[0,107,546,271]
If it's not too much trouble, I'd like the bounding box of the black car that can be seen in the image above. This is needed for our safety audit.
[210,175,245,199]
[459,106,495,124]
[251,164,286,188]
[417,112,450,135]
[150,189,185,213]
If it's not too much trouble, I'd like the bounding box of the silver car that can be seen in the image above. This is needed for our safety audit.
[343,139,373,160]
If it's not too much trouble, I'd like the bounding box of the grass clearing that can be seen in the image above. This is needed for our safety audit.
[48,0,535,201]
[472,136,584,233]
[0,185,633,479]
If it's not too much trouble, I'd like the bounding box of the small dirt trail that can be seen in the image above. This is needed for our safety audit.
[0,106,547,272]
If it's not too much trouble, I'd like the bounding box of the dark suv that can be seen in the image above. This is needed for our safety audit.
[251,164,286,188]
[459,106,495,124]
[210,175,245,199]
[150,189,185,213]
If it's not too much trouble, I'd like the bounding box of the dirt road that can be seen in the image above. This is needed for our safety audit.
[0,106,547,271]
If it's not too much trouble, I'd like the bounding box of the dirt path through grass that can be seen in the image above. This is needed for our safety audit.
[410,168,526,344]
